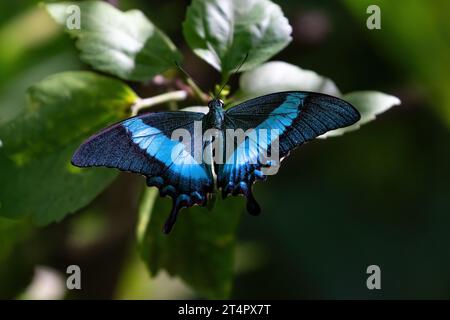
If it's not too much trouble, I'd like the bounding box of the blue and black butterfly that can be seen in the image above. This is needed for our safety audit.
[72,91,360,233]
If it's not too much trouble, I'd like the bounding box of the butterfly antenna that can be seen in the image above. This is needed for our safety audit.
[216,52,249,99]
[174,61,193,82]
[174,61,209,102]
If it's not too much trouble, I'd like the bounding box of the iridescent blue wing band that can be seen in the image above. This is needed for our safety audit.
[72,111,213,233]
[219,91,360,214]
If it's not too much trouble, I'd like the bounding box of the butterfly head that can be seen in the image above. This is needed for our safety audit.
[208,98,225,111]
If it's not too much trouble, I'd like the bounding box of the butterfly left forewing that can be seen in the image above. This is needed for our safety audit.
[72,111,214,233]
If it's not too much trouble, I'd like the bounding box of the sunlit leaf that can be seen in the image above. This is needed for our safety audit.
[183,0,292,77]
[46,1,182,81]
[0,71,138,224]
[239,61,340,98]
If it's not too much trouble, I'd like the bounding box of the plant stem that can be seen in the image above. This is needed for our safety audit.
[136,187,158,243]
[131,90,188,116]
[186,78,209,104]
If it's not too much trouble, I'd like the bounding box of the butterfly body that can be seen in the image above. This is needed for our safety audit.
[72,91,360,233]
[204,99,226,129]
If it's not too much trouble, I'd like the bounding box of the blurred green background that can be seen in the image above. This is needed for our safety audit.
[1,0,450,299]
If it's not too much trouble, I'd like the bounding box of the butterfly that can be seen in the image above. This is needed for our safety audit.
[72,91,360,233]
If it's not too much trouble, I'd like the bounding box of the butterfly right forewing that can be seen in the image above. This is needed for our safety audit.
[217,91,360,214]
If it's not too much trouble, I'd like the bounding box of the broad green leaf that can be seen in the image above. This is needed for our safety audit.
[45,1,182,81]
[183,0,292,77]
[239,61,400,137]
[0,71,138,224]
[138,188,243,299]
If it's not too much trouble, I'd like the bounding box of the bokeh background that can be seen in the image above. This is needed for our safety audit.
[1,0,450,299]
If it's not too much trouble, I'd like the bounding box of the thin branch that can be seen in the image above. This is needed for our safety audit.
[186,78,210,104]
[131,90,188,116]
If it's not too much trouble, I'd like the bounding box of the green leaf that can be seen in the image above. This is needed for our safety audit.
[239,61,400,137]
[45,1,182,81]
[138,188,243,299]
[239,61,341,98]
[183,0,292,77]
[0,71,138,224]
